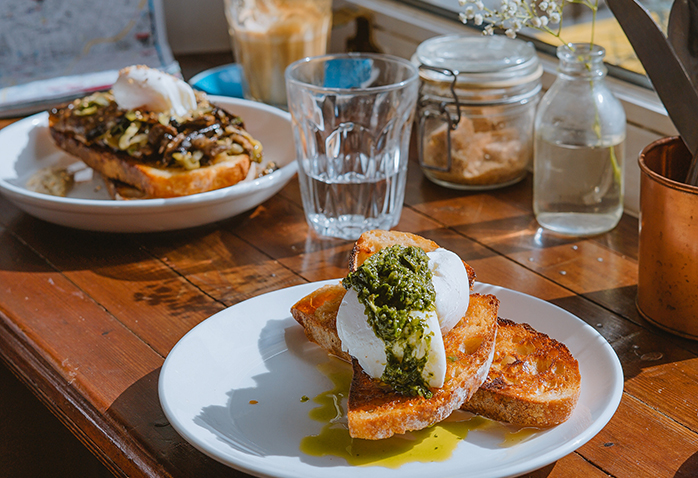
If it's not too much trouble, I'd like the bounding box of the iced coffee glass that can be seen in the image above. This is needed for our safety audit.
[286,53,419,240]
[224,0,332,110]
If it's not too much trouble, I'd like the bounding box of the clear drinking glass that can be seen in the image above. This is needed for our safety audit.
[285,53,419,240]
[224,0,332,110]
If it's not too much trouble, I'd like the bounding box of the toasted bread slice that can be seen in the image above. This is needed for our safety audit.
[460,318,581,427]
[349,230,476,288]
[291,283,350,362]
[49,130,250,198]
[291,289,581,428]
[347,293,498,439]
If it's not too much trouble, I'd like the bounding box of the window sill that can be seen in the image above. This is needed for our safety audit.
[334,0,676,216]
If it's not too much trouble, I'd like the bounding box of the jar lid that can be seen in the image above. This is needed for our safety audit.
[415,35,542,88]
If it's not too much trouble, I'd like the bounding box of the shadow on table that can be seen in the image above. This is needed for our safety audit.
[676,451,698,477]
[107,367,239,478]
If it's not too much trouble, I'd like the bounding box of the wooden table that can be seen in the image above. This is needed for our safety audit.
[2,109,698,477]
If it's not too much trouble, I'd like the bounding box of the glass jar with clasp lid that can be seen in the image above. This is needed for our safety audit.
[413,34,542,190]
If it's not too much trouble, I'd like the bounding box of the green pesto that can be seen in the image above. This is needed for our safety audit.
[342,245,436,398]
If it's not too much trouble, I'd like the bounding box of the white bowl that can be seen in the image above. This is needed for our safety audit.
[0,96,297,233]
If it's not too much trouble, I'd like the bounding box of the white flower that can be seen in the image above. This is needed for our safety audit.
[459,0,596,45]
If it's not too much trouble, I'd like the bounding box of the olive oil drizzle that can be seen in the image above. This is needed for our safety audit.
[500,427,539,447]
[300,358,539,467]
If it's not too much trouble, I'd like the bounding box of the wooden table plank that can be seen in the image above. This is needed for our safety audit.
[0,226,162,406]
[580,393,698,477]
[423,207,646,336]
[616,330,698,431]
[231,189,347,260]
[3,221,222,357]
[0,226,171,478]
[105,368,243,478]
[523,452,611,477]
[136,225,307,306]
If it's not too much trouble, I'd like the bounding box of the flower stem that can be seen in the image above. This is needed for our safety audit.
[590,0,598,46]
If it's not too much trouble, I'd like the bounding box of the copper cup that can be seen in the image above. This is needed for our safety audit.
[637,137,698,339]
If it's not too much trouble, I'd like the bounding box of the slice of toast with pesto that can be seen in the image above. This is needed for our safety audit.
[291,288,581,428]
[347,292,498,439]
[292,230,498,440]
[290,230,581,433]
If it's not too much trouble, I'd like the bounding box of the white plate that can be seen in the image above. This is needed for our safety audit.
[0,96,297,232]
[159,280,624,478]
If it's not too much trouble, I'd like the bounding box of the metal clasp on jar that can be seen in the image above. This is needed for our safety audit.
[417,65,461,172]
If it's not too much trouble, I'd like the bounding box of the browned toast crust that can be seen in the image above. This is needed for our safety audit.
[349,230,440,271]
[49,129,250,198]
[462,318,581,427]
[290,283,349,361]
[347,293,498,439]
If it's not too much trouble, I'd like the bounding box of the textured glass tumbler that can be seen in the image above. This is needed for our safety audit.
[285,53,419,240]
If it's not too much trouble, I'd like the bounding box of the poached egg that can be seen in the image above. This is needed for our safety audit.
[336,247,470,390]
[112,65,197,117]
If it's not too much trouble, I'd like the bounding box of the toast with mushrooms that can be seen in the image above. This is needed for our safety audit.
[48,91,262,199]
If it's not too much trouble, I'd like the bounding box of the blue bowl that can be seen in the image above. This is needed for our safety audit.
[189,63,244,98]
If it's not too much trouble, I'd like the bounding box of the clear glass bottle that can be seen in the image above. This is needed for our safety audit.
[533,43,626,236]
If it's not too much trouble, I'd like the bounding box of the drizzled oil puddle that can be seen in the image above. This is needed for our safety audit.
[500,426,539,446]
[300,358,539,467]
